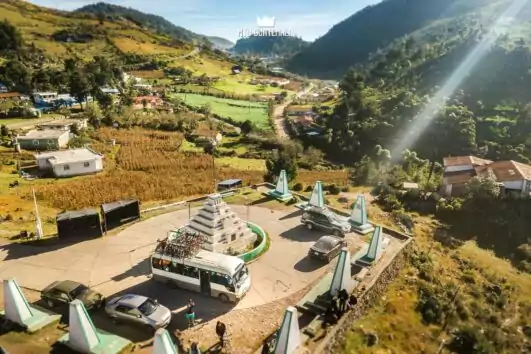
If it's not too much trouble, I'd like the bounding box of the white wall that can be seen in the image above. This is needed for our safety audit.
[36,157,52,170]
[52,158,103,177]
[444,164,473,173]
[57,132,70,148]
[502,180,525,192]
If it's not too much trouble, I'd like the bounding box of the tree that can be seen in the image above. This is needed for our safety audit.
[464,175,500,201]
[0,20,23,52]
[97,93,114,112]
[69,71,91,110]
[447,326,495,354]
[0,125,9,137]
[241,119,254,134]
[265,149,297,183]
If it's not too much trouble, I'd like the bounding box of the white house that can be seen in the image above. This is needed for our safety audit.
[35,148,104,178]
[441,155,531,196]
[16,130,70,150]
[32,92,58,103]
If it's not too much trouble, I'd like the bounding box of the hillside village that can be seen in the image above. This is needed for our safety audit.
[0,0,530,354]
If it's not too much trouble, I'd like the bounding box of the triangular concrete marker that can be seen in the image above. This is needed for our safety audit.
[349,195,374,234]
[330,248,354,296]
[365,226,383,263]
[267,169,293,202]
[308,181,324,208]
[68,299,100,353]
[274,306,300,354]
[3,278,33,326]
[153,328,178,354]
[275,170,289,195]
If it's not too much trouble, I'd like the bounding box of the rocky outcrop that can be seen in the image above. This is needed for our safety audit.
[316,239,414,353]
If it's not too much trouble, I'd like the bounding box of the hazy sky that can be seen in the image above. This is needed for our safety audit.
[29,0,382,42]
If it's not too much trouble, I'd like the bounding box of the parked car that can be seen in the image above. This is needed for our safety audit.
[301,206,351,237]
[308,235,347,262]
[41,280,105,310]
[105,294,172,332]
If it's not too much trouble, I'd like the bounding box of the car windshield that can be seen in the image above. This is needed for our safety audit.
[138,298,158,316]
[314,237,336,251]
[69,284,89,299]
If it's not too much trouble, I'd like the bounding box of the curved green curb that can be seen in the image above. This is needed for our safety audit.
[239,222,269,263]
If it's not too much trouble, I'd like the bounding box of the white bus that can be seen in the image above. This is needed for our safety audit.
[151,249,251,303]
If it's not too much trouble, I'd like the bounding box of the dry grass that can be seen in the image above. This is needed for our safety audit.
[110,37,180,54]
[128,70,166,79]
[296,170,349,186]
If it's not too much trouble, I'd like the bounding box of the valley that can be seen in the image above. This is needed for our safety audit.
[0,0,530,353]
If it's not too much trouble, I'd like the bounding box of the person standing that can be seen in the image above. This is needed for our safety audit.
[189,342,201,354]
[261,341,270,354]
[338,289,349,314]
[215,321,226,347]
[186,305,195,328]
[348,294,358,310]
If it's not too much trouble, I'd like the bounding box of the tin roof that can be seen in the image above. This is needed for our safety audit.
[35,148,102,165]
[443,156,492,167]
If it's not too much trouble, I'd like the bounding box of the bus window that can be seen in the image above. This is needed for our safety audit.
[170,261,184,275]
[183,266,199,279]
[210,272,230,287]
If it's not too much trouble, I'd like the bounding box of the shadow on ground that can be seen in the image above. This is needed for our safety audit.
[0,237,93,261]
[279,209,303,221]
[280,225,325,242]
[293,256,327,273]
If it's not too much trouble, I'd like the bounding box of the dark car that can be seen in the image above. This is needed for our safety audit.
[301,206,351,237]
[308,235,347,262]
[41,280,105,311]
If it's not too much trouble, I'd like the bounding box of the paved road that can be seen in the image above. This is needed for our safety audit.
[272,83,314,139]
[0,205,363,313]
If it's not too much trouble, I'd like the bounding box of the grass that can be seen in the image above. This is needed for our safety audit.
[216,157,266,171]
[174,93,271,131]
[340,210,531,353]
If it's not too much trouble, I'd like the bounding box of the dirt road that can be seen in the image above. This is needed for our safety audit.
[272,83,314,140]
[4,116,62,130]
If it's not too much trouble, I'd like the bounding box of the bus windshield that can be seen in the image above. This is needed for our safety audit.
[233,264,248,284]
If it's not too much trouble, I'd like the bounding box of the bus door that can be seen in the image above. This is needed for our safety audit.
[199,270,211,296]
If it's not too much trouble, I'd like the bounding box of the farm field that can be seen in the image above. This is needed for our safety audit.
[174,93,271,131]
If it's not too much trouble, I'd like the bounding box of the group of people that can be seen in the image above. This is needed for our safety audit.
[323,289,358,329]
[185,298,228,353]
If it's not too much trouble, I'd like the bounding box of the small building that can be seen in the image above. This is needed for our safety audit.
[442,155,531,197]
[16,130,70,151]
[133,84,153,90]
[217,179,242,191]
[32,92,58,103]
[0,82,8,93]
[231,65,242,74]
[35,148,104,177]
[133,96,164,109]
[56,209,103,240]
[101,87,120,95]
[0,92,24,101]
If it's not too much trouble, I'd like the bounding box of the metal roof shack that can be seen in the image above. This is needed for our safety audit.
[217,179,242,190]
[443,156,492,167]
[17,129,67,140]
[35,148,103,166]
[56,209,100,222]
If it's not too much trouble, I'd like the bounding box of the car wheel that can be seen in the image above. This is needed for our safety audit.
[306,223,313,230]
[219,294,230,303]
[46,299,55,308]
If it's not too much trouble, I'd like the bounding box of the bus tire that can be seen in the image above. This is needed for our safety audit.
[219,294,230,303]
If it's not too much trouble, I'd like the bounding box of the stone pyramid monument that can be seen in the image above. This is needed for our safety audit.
[274,306,301,354]
[1,278,60,333]
[267,169,293,201]
[58,299,131,353]
[356,226,384,266]
[185,193,257,254]
[349,195,374,234]
[330,248,354,297]
[153,328,178,354]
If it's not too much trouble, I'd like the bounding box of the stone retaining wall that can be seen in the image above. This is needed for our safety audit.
[314,238,414,353]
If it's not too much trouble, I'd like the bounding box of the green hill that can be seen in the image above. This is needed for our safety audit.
[231,35,309,57]
[286,0,525,79]
[74,2,210,45]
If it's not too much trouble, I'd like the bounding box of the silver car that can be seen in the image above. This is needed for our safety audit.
[105,294,172,331]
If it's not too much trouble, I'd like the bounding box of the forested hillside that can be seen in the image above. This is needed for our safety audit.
[231,35,309,57]
[287,0,518,78]
[74,2,209,45]
[208,36,234,50]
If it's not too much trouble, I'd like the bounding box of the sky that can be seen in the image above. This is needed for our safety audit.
[29,0,381,43]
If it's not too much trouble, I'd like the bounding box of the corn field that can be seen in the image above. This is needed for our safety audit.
[35,128,263,209]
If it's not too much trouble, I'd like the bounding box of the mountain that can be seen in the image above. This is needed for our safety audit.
[287,0,514,79]
[231,35,309,57]
[208,36,234,50]
[74,2,209,45]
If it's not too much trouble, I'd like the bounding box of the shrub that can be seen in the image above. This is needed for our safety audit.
[304,185,313,192]
[328,184,341,195]
[341,186,350,192]
[292,183,303,191]
[392,210,414,230]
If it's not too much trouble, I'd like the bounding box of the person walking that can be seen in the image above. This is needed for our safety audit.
[215,321,226,347]
[186,305,196,328]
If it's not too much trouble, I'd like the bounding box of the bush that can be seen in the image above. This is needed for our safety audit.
[392,210,414,230]
[328,184,341,195]
[292,183,303,192]
[304,185,313,192]
[341,186,350,192]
